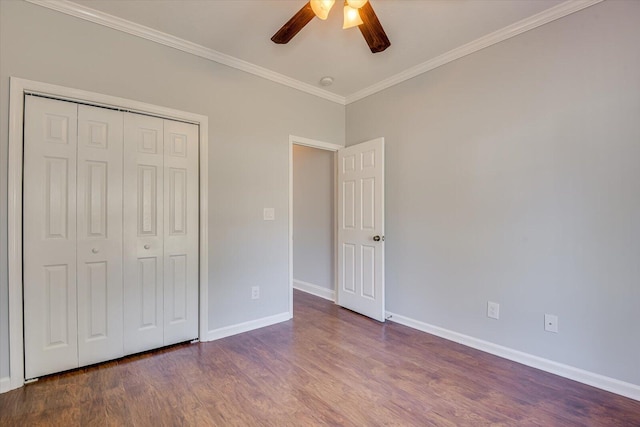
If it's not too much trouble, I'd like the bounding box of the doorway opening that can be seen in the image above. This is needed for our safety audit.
[288,136,343,316]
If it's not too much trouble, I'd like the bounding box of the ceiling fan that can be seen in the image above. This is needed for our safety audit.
[271,0,391,53]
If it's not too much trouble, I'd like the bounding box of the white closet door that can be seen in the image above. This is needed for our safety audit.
[163,120,199,345]
[24,96,79,379]
[76,105,124,366]
[123,112,165,354]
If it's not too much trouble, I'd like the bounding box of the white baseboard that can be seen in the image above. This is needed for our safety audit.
[0,377,11,394]
[386,311,640,402]
[293,279,335,301]
[204,312,290,342]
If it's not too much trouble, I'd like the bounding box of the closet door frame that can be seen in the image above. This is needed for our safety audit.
[7,77,210,391]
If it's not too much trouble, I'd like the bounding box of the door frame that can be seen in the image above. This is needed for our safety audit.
[288,135,343,317]
[7,77,209,391]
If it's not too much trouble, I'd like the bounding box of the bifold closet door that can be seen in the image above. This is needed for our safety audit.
[24,97,125,378]
[123,113,199,354]
[76,105,124,366]
[24,97,199,377]
[163,119,199,345]
[123,113,165,354]
[24,96,79,379]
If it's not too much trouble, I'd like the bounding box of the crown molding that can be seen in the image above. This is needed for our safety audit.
[25,0,347,105]
[345,0,604,104]
[25,0,603,106]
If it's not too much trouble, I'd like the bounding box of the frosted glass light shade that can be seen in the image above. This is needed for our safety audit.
[347,0,368,9]
[310,0,335,20]
[343,4,363,29]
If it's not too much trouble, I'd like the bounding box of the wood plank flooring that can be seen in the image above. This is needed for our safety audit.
[1,289,639,426]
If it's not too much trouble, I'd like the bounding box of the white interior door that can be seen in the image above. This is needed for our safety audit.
[23,96,79,378]
[76,105,124,366]
[123,112,165,354]
[337,138,385,321]
[163,120,199,345]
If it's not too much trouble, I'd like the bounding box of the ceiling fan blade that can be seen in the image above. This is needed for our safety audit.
[271,2,316,44]
[357,1,391,53]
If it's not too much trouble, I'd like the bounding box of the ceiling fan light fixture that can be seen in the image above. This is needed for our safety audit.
[346,0,368,9]
[271,0,390,53]
[342,4,363,29]
[310,0,335,20]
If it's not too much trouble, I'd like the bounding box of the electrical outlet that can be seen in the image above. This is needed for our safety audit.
[487,301,500,320]
[251,286,260,300]
[545,314,558,333]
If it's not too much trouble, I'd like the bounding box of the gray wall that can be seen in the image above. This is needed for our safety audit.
[293,145,334,290]
[347,0,640,385]
[0,1,345,379]
[2,0,638,390]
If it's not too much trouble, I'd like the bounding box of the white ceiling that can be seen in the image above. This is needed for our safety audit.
[68,0,576,101]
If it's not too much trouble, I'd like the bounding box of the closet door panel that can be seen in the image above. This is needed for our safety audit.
[77,105,124,366]
[24,96,79,379]
[123,113,165,355]
[163,121,199,345]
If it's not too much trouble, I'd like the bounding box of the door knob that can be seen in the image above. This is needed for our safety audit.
[144,244,150,249]
[91,248,99,254]
[373,235,384,242]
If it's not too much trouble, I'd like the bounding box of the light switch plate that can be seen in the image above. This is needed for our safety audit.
[263,208,275,221]
[487,301,500,320]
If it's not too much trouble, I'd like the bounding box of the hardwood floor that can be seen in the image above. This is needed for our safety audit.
[2,289,639,426]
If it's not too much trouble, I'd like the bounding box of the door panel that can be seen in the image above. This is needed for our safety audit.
[44,157,70,238]
[337,138,385,321]
[139,257,160,327]
[343,180,356,229]
[24,96,79,379]
[43,264,71,346]
[362,245,376,298]
[163,120,199,345]
[138,166,160,235]
[343,244,356,293]
[77,105,124,366]
[123,113,165,354]
[85,262,108,338]
[167,255,187,322]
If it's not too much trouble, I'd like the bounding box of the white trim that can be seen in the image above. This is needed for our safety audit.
[288,135,343,318]
[345,0,604,104]
[7,77,210,391]
[206,312,290,341]
[24,0,602,105]
[0,377,11,393]
[291,136,344,152]
[288,139,294,319]
[24,0,345,105]
[198,110,210,343]
[386,311,640,402]
[8,79,25,393]
[293,279,335,302]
